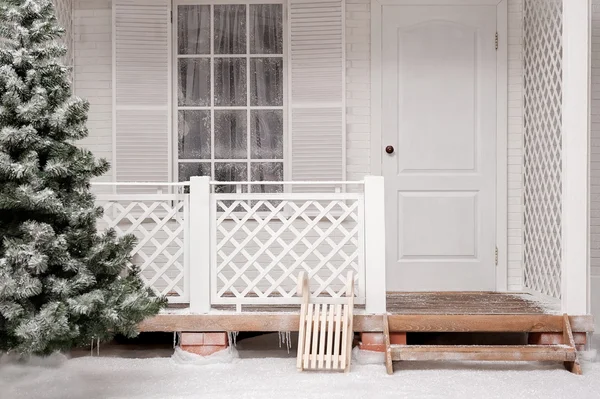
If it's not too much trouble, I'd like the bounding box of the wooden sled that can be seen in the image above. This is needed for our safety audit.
[296,271,355,372]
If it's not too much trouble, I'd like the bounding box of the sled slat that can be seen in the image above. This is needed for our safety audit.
[311,303,320,369]
[325,305,335,369]
[303,303,314,369]
[333,303,342,369]
[297,302,307,370]
[318,305,327,369]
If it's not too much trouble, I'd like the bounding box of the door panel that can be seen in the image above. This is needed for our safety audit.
[382,6,497,291]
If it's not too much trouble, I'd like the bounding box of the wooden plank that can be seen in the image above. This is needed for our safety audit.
[303,303,314,369]
[383,315,393,375]
[332,304,342,369]
[318,305,327,369]
[325,305,335,369]
[386,315,595,333]
[297,271,309,371]
[137,314,594,334]
[311,304,320,369]
[389,345,576,362]
[296,306,306,370]
[385,292,558,315]
[340,306,348,371]
[344,271,355,373]
[562,314,583,375]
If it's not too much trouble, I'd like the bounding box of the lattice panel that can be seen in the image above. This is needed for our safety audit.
[212,195,365,305]
[52,0,73,67]
[97,197,189,302]
[523,0,563,299]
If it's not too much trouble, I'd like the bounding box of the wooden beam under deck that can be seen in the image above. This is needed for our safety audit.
[141,293,594,334]
[139,313,594,334]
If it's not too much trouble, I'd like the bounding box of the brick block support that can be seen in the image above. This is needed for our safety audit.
[528,332,587,351]
[359,332,406,352]
[180,332,229,356]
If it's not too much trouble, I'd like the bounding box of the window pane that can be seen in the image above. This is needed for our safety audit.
[178,110,211,159]
[251,110,283,159]
[215,110,247,159]
[178,58,210,106]
[178,5,210,55]
[214,58,247,106]
[251,162,283,193]
[214,5,246,54]
[178,162,211,182]
[250,4,283,54]
[250,58,283,106]
[215,163,248,193]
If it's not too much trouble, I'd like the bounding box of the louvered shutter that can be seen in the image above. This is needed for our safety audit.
[289,0,345,192]
[113,0,171,190]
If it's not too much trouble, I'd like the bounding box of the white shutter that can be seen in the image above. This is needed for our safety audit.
[289,0,345,192]
[113,0,171,189]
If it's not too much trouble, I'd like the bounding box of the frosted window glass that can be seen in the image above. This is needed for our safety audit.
[179,163,211,182]
[250,58,283,106]
[215,58,247,106]
[214,5,246,54]
[251,162,283,194]
[251,110,283,159]
[178,110,211,159]
[214,110,247,159]
[250,4,283,54]
[178,58,210,106]
[178,5,210,55]
[215,163,248,194]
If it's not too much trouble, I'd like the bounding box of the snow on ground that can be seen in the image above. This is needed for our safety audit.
[1,334,600,399]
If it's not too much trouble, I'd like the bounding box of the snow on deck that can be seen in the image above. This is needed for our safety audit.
[1,334,599,399]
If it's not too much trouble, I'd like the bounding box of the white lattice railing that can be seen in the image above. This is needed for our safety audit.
[523,0,563,299]
[93,177,386,313]
[94,183,190,303]
[211,186,365,307]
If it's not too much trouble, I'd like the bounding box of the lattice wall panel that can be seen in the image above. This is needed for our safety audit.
[212,196,365,305]
[97,197,189,302]
[52,0,73,67]
[523,0,563,299]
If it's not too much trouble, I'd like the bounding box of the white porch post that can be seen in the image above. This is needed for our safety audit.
[364,176,386,313]
[561,0,590,315]
[189,176,211,313]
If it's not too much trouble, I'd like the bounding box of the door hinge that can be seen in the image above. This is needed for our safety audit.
[170,10,173,23]
[495,32,499,50]
[495,246,499,266]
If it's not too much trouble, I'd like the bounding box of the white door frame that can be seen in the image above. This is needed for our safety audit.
[370,0,509,291]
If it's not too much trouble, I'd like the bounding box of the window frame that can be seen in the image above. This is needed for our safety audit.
[172,0,289,191]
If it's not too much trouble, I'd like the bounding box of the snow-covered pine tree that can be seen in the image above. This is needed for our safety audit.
[0,0,166,355]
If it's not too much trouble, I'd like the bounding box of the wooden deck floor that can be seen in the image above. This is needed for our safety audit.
[204,292,560,315]
[143,292,592,334]
[385,292,559,315]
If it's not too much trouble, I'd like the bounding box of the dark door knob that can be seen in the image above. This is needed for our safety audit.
[385,145,394,154]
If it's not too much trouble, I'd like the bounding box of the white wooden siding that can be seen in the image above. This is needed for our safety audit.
[590,0,600,330]
[507,0,523,291]
[74,0,525,291]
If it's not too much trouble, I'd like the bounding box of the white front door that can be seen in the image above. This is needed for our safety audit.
[381,6,497,291]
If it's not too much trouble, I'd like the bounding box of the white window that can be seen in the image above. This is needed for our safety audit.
[175,2,285,193]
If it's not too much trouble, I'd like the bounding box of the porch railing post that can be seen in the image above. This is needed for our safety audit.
[189,176,211,313]
[364,175,386,314]
[561,0,590,315]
